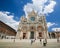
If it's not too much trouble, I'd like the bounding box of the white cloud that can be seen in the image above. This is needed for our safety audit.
[52,28,60,31]
[24,0,56,16]
[47,22,57,28]
[0,11,19,31]
[44,0,56,14]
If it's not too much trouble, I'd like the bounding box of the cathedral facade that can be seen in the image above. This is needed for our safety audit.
[16,10,48,39]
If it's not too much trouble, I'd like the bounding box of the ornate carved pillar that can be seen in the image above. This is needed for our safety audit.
[36,31,38,39]
[20,31,23,39]
[27,32,30,39]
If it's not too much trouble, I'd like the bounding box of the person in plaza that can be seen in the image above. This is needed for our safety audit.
[40,38,41,42]
[33,38,36,42]
[57,33,60,42]
[57,37,59,42]
[31,39,33,45]
[43,39,47,46]
[45,39,47,44]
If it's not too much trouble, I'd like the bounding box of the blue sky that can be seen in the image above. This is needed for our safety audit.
[0,0,32,21]
[0,0,60,32]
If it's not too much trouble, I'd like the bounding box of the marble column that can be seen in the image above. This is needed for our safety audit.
[27,32,30,39]
[20,31,23,39]
[36,31,38,39]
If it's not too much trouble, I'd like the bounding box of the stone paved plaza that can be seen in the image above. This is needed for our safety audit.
[0,39,60,48]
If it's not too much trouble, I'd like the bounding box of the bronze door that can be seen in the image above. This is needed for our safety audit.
[30,31,34,39]
[23,33,26,39]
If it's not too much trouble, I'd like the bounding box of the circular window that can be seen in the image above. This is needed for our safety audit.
[30,17,35,21]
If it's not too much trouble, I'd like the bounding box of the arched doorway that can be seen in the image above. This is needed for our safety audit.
[23,33,26,39]
[30,31,34,39]
[38,32,42,39]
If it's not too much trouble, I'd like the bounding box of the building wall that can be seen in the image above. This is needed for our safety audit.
[0,21,17,39]
[16,10,49,39]
[48,32,60,39]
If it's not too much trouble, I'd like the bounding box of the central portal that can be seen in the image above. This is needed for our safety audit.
[30,31,34,39]
[23,33,26,39]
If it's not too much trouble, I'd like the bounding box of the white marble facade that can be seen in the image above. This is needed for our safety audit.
[16,10,48,39]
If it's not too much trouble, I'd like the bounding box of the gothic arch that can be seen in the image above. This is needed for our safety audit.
[37,26,43,32]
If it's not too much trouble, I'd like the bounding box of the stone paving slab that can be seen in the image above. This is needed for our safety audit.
[0,42,60,48]
[0,39,60,48]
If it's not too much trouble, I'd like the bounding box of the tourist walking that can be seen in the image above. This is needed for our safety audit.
[43,39,47,46]
[31,39,33,45]
[40,39,41,42]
